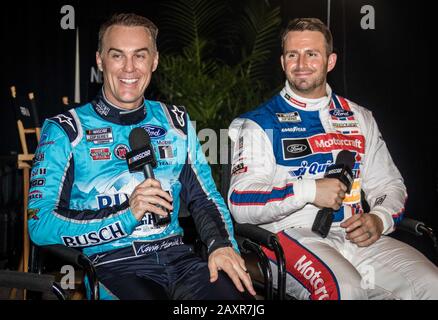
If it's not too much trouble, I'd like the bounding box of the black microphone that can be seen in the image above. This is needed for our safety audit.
[126,127,171,226]
[311,150,355,238]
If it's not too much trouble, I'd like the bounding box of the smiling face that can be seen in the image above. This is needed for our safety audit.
[281,30,337,99]
[96,25,159,110]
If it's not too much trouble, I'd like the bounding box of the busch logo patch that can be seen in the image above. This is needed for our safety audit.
[97,193,129,209]
[62,222,127,247]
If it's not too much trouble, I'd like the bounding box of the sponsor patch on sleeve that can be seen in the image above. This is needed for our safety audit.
[27,208,40,220]
[29,190,43,200]
[231,162,248,176]
[31,167,47,178]
[374,195,387,206]
[30,178,46,188]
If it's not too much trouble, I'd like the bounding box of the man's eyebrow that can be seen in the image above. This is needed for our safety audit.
[107,47,150,53]
[134,47,150,53]
[108,48,123,53]
[306,48,322,53]
[284,48,322,53]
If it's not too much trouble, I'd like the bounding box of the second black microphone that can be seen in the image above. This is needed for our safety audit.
[311,150,355,238]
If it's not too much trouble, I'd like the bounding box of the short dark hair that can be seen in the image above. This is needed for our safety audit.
[281,18,333,55]
[98,13,158,53]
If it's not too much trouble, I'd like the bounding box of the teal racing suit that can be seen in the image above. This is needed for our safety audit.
[27,90,237,259]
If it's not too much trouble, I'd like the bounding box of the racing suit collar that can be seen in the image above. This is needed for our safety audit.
[280,81,332,111]
[91,88,147,125]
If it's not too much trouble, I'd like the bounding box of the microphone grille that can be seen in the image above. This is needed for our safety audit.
[128,127,151,150]
[335,150,355,170]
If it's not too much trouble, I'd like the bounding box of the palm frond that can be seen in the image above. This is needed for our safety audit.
[236,1,281,81]
[155,0,283,131]
[158,0,228,56]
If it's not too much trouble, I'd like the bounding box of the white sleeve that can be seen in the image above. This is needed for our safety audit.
[227,118,316,225]
[361,111,407,235]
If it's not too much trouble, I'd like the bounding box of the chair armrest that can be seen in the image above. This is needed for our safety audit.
[38,244,100,300]
[234,223,277,250]
[234,223,286,300]
[0,270,66,300]
[397,218,427,236]
[397,218,438,257]
[236,237,273,300]
[40,244,84,266]
[0,270,54,292]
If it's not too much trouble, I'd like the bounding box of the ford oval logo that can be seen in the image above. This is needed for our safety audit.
[287,144,307,153]
[142,125,167,139]
[329,109,354,118]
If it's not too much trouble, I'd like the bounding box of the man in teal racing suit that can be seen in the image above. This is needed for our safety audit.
[27,13,255,300]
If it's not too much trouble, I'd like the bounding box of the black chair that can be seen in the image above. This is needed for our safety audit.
[233,223,286,300]
[219,143,287,300]
[27,243,99,300]
[173,198,281,300]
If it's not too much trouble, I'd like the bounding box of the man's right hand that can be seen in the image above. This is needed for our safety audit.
[313,178,348,211]
[129,178,173,221]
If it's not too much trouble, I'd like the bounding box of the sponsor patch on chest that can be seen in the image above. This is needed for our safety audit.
[90,147,112,161]
[281,133,365,160]
[329,109,354,118]
[276,112,302,123]
[282,138,312,159]
[157,140,174,159]
[141,125,167,139]
[114,144,130,160]
[86,127,113,144]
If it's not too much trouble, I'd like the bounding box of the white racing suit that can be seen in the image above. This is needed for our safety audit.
[228,82,438,299]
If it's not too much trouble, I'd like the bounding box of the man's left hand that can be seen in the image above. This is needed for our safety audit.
[341,213,384,247]
[208,247,256,296]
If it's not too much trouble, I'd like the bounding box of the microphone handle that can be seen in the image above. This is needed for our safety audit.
[311,207,334,238]
[142,164,171,226]
[143,164,155,179]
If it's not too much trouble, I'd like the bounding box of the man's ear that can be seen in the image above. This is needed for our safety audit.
[280,54,285,72]
[327,53,337,73]
[152,51,159,72]
[96,51,103,71]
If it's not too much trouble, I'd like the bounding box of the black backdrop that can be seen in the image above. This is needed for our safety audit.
[1,0,436,231]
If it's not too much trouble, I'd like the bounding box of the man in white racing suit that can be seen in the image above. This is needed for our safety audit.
[228,18,438,300]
